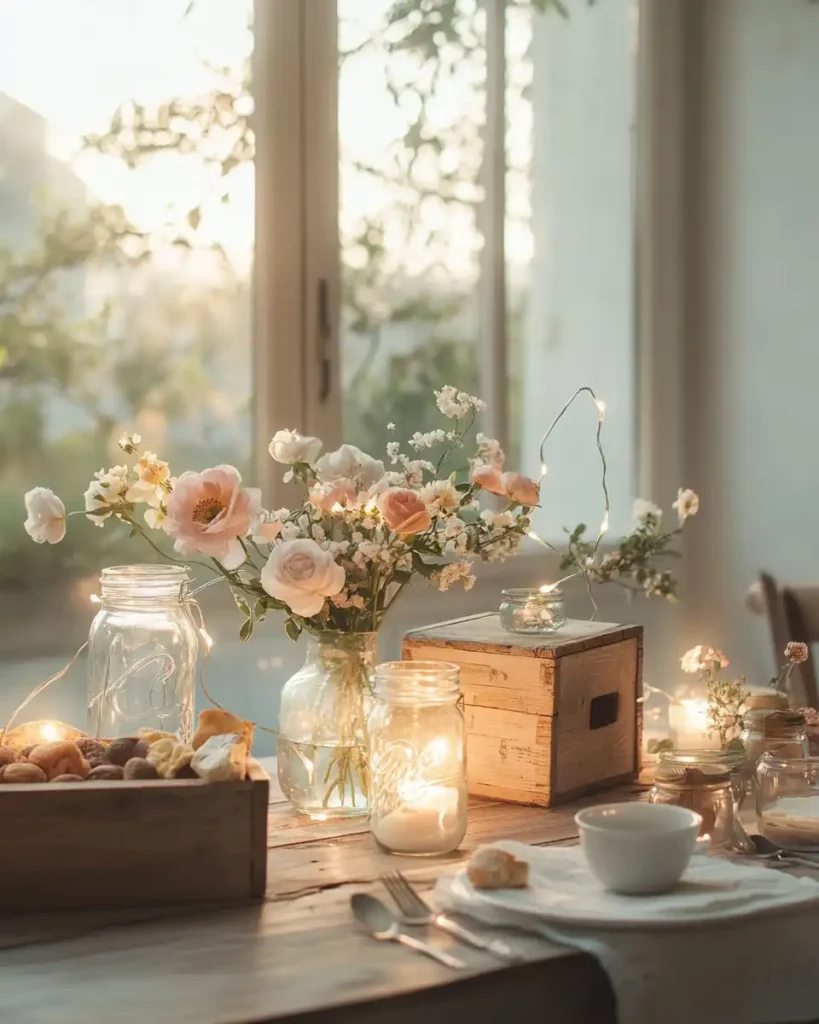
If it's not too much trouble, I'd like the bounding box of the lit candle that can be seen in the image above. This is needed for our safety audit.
[668,699,709,749]
[373,783,463,855]
[2,719,83,752]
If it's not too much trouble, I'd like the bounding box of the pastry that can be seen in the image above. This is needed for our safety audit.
[192,709,254,751]
[467,846,529,890]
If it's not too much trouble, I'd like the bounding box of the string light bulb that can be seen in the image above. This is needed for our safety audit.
[595,399,607,419]
[600,511,610,535]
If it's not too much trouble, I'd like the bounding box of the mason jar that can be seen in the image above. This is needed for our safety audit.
[368,661,468,856]
[499,587,567,634]
[742,701,809,766]
[650,761,734,848]
[756,753,819,851]
[658,747,755,815]
[87,565,197,740]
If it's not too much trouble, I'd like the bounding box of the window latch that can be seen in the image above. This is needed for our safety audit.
[317,278,332,403]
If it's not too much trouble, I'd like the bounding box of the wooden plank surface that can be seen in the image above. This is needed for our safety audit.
[404,614,642,659]
[0,766,641,1023]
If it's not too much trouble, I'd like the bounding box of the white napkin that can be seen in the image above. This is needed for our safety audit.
[436,842,819,1024]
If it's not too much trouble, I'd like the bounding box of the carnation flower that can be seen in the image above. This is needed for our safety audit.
[785,641,809,664]
[23,488,66,544]
[681,645,729,675]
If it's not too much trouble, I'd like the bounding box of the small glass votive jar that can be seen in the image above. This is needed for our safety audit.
[658,747,755,815]
[368,661,468,856]
[499,587,567,634]
[650,761,734,849]
[756,754,819,851]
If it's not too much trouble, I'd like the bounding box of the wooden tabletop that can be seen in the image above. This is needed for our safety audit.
[0,764,643,1023]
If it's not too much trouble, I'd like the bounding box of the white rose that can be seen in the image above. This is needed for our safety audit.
[23,487,66,544]
[315,443,385,489]
[261,538,345,617]
[268,429,323,466]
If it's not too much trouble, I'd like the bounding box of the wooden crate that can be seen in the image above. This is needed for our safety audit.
[0,758,269,912]
[403,614,643,807]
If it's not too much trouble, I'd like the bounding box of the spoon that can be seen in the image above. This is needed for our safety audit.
[748,834,819,869]
[351,893,466,969]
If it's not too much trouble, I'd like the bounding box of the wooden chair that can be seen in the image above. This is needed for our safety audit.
[758,572,819,709]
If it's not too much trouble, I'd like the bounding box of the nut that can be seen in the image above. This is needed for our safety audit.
[147,738,195,778]
[76,737,107,760]
[28,741,90,780]
[123,757,160,780]
[20,745,37,759]
[1,762,47,784]
[106,737,149,767]
[0,746,18,768]
[51,773,86,783]
[86,764,124,781]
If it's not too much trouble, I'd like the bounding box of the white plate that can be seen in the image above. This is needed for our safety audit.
[437,842,819,930]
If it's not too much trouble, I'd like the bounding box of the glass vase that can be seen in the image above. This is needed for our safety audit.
[87,565,198,741]
[277,631,376,818]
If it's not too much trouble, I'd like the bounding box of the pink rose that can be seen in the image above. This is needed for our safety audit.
[309,480,359,513]
[377,488,432,535]
[501,472,540,507]
[163,465,253,570]
[261,538,345,617]
[471,464,505,495]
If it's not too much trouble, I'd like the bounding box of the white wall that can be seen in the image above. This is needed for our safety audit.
[690,0,819,684]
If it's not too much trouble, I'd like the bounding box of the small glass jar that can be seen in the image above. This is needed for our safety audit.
[499,587,567,634]
[741,699,809,765]
[756,754,819,851]
[368,661,468,856]
[659,747,754,815]
[87,565,198,740]
[650,761,734,848]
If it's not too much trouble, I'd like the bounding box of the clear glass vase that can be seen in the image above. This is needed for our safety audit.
[87,565,198,740]
[277,631,376,818]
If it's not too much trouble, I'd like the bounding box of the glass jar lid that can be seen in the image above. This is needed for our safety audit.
[659,748,747,771]
[654,762,731,786]
[374,660,461,704]
[747,691,789,711]
[500,587,564,601]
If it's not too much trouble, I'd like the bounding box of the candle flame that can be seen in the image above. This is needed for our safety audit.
[41,722,61,742]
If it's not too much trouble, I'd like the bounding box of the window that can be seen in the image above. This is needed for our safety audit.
[0,0,644,741]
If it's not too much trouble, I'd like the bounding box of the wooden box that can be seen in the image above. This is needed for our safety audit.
[0,759,269,912]
[403,614,643,807]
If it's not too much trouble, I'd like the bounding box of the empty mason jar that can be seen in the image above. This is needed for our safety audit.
[368,661,468,856]
[87,565,198,740]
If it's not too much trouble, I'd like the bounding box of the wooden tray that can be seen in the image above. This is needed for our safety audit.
[0,758,269,912]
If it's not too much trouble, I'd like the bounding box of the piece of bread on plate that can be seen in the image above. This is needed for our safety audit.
[467,845,529,889]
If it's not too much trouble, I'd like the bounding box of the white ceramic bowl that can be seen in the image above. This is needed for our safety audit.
[575,802,702,895]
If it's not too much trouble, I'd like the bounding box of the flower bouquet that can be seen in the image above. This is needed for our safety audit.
[23,385,697,816]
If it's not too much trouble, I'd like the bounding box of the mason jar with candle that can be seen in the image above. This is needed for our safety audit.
[499,587,567,635]
[368,661,468,856]
[741,696,809,765]
[87,565,198,740]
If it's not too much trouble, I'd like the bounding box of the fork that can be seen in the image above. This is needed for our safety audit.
[381,871,522,962]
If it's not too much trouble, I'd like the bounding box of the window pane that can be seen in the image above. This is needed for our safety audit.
[338,0,486,472]
[0,1,271,732]
[510,0,637,538]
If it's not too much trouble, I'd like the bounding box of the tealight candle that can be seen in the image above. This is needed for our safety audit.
[2,719,84,752]
[368,661,468,856]
[668,699,709,749]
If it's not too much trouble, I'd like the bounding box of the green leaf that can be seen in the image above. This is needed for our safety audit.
[285,618,302,642]
[390,570,413,585]
[231,589,252,617]
[187,206,202,230]
[411,551,437,579]
[239,618,254,643]
[85,506,113,516]
[254,598,267,621]
[454,481,472,493]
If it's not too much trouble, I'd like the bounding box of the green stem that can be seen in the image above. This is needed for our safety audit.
[127,518,220,575]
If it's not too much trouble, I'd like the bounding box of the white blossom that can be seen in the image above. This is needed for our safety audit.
[84,465,129,525]
[269,429,322,466]
[434,385,487,420]
[386,441,401,463]
[117,432,142,453]
[316,444,385,489]
[23,488,66,544]
[434,561,477,592]
[633,498,662,531]
[672,488,700,523]
[420,479,460,515]
[409,429,447,450]
[387,422,396,431]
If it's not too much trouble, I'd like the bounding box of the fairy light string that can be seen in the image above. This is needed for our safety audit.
[528,385,611,617]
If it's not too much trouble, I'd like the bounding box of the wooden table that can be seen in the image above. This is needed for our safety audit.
[0,770,645,1023]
